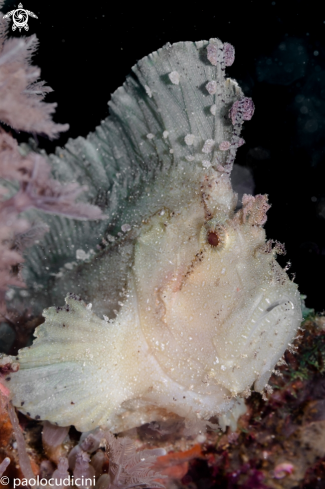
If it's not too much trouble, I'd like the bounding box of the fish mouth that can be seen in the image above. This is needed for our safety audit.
[243,294,299,347]
[211,289,302,394]
[245,292,302,391]
[265,300,285,313]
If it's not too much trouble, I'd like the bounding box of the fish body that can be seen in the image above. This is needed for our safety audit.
[6,39,302,432]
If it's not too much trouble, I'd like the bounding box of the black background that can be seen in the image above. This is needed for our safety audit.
[2,0,325,312]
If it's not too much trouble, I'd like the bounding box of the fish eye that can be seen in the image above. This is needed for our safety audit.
[207,231,220,247]
[201,219,228,251]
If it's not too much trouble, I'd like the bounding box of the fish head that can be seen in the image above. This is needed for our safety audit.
[134,167,301,400]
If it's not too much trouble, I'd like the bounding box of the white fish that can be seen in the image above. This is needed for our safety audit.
[6,38,302,433]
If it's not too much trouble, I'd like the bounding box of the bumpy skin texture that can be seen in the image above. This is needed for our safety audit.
[5,39,302,432]
[7,172,301,432]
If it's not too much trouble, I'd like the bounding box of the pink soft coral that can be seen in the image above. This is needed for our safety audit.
[0,1,104,312]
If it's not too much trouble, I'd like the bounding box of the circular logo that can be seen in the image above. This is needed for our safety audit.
[12,9,28,30]
[0,475,9,485]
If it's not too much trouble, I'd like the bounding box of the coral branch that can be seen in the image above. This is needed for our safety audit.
[0,6,105,310]
[0,33,68,138]
[7,402,35,480]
